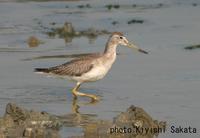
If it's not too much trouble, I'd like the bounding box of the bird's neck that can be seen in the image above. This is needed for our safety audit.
[104,40,117,56]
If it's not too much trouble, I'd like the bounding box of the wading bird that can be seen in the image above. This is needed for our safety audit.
[35,32,148,101]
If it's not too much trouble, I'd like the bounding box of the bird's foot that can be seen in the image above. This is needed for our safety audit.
[89,95,99,102]
[72,89,100,102]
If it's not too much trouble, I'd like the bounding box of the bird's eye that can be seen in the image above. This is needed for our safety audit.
[119,36,123,39]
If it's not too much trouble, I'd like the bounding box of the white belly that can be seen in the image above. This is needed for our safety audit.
[71,65,110,83]
[70,52,116,83]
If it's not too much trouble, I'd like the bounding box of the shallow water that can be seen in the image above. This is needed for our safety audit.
[0,0,200,138]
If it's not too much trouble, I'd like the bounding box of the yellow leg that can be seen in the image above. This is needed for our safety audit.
[72,97,80,113]
[72,83,99,101]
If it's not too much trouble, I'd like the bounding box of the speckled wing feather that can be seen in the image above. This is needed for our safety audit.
[47,53,102,76]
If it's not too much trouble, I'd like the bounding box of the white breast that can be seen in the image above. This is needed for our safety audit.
[72,53,116,83]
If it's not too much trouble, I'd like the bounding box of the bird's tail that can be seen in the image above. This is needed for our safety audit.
[34,68,50,74]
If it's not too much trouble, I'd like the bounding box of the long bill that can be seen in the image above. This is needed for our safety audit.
[127,43,148,54]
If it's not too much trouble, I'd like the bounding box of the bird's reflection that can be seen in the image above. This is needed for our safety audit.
[61,98,165,138]
[71,96,99,114]
[59,97,98,128]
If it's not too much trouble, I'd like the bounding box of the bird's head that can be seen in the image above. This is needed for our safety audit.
[109,32,148,54]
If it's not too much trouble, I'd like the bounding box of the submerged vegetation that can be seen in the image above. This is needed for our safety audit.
[27,36,44,48]
[127,19,144,24]
[184,44,200,50]
[47,22,111,43]
[105,4,120,10]
[77,4,91,9]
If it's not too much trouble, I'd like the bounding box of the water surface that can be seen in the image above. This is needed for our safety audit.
[0,0,200,137]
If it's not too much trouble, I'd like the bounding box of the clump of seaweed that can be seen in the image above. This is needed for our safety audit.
[127,19,144,24]
[111,21,119,25]
[184,44,200,50]
[47,22,111,43]
[49,22,56,26]
[105,4,120,10]
[132,4,137,7]
[192,3,198,7]
[27,36,44,48]
[77,4,91,9]
[132,3,165,9]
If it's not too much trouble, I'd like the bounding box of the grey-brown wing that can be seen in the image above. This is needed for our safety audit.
[48,54,101,76]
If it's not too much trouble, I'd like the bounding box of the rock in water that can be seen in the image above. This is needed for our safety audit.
[76,105,166,138]
[0,103,61,138]
[0,103,166,138]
